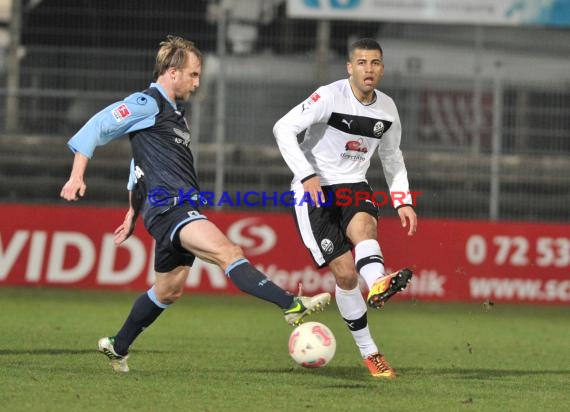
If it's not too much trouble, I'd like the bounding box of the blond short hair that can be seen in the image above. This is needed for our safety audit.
[153,35,202,80]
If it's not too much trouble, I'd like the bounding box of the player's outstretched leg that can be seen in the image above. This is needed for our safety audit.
[363,353,396,379]
[225,258,331,325]
[283,293,331,326]
[367,268,413,309]
[98,337,129,373]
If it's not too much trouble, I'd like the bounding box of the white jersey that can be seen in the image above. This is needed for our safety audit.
[273,79,412,206]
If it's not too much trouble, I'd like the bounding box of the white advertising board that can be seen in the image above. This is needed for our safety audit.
[287,0,570,27]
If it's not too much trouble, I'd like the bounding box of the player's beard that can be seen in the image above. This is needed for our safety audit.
[177,90,192,102]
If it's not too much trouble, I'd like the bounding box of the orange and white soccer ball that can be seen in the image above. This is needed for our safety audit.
[288,321,336,368]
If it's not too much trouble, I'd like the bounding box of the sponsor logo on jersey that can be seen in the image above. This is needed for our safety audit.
[340,152,366,161]
[173,128,191,147]
[111,104,131,122]
[344,138,368,153]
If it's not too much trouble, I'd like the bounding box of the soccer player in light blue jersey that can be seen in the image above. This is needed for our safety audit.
[61,35,330,372]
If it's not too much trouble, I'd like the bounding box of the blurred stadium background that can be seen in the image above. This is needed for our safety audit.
[0,0,568,221]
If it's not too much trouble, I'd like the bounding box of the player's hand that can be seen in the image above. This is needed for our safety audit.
[302,176,325,208]
[114,209,136,245]
[60,177,86,201]
[398,205,417,236]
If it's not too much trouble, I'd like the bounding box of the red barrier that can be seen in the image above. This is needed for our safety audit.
[1,204,569,304]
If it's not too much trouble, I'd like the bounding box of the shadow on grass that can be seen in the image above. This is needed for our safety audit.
[399,367,570,379]
[0,349,166,355]
[0,349,95,355]
[245,366,378,382]
[245,365,570,381]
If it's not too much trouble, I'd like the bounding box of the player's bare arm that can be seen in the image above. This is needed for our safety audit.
[397,205,417,236]
[114,190,142,245]
[302,175,325,208]
[114,208,136,245]
[60,152,89,201]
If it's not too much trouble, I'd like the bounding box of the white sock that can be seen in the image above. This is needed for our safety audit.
[335,285,378,358]
[354,239,385,290]
[352,327,380,358]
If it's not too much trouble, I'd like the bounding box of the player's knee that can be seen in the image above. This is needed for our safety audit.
[154,284,185,304]
[157,287,184,304]
[167,287,185,303]
[335,271,359,290]
[224,243,244,263]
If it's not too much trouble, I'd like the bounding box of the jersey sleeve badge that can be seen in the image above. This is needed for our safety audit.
[111,104,132,123]
[301,91,321,113]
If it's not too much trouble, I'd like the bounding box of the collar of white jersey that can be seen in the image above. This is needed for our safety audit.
[345,78,378,106]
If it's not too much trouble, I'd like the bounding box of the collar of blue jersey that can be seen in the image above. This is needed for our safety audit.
[149,82,178,110]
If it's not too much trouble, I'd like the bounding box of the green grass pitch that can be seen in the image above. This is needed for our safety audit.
[1,287,569,412]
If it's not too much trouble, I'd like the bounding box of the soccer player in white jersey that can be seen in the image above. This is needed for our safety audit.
[273,38,418,379]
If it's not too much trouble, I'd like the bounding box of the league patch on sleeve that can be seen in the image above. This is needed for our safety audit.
[301,91,321,113]
[111,104,132,122]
